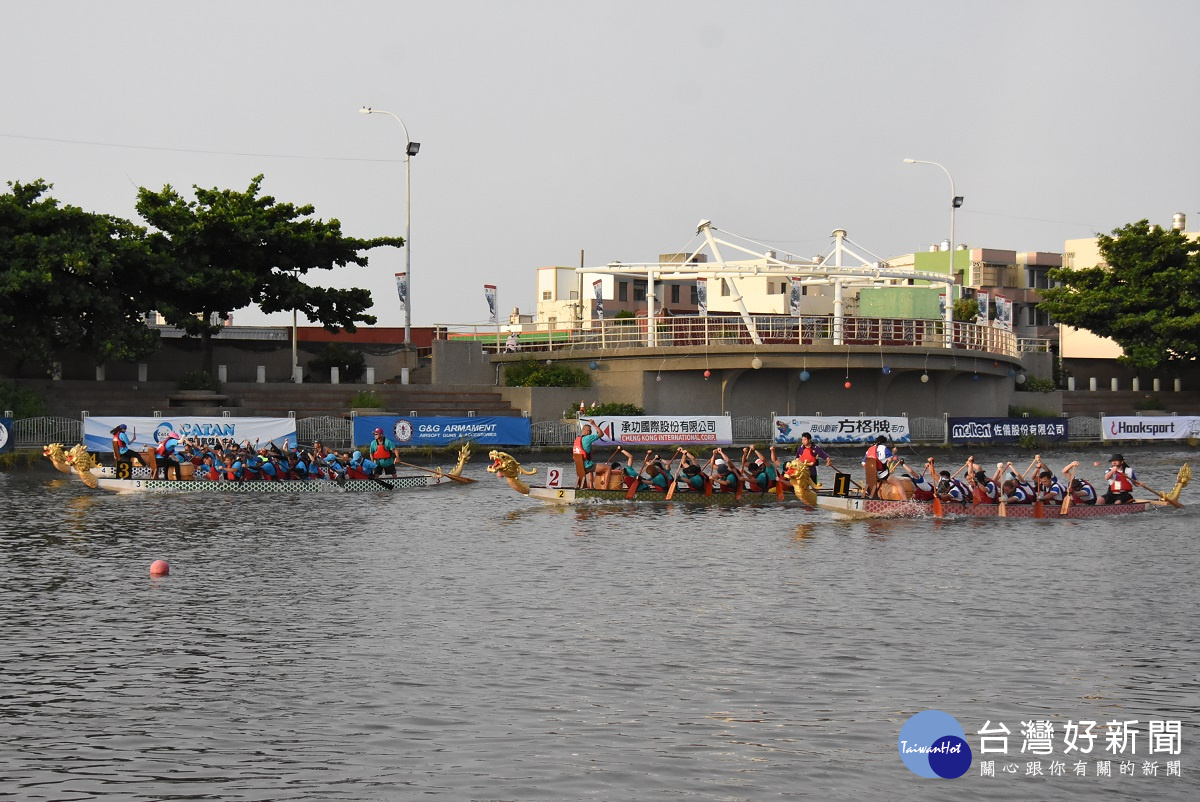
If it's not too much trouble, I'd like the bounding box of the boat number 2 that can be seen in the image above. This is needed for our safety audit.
[547,468,562,488]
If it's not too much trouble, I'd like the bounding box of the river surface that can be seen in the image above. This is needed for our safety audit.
[2,446,1198,801]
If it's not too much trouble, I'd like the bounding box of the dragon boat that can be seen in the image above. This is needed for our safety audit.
[486,450,1190,518]
[44,443,474,494]
[485,450,811,507]
[788,461,1191,520]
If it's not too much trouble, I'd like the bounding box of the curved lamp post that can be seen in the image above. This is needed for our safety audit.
[360,107,420,378]
[903,158,965,287]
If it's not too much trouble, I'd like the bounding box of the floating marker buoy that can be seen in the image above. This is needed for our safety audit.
[150,560,169,577]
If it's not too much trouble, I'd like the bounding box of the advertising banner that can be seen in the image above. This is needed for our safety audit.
[395,272,408,316]
[948,417,1068,444]
[774,416,911,445]
[789,277,804,317]
[1101,416,1200,441]
[696,277,707,315]
[354,416,531,447]
[593,279,604,320]
[484,284,498,324]
[0,417,12,454]
[994,295,1013,331]
[581,415,733,446]
[976,291,989,326]
[84,417,296,452]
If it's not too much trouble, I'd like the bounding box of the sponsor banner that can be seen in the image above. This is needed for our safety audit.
[994,295,1012,331]
[395,272,408,315]
[582,415,733,446]
[593,279,604,320]
[948,417,1068,444]
[774,416,911,445]
[789,277,804,317]
[84,417,296,452]
[696,277,707,315]
[0,417,12,454]
[977,291,989,326]
[1101,416,1200,441]
[484,284,498,324]
[354,415,531,447]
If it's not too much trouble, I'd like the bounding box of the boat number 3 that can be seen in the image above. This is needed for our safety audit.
[116,462,131,480]
[547,468,562,488]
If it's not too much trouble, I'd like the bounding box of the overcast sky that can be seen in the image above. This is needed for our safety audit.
[4,1,1197,328]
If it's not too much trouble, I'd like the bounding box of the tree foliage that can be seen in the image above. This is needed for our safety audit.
[1040,221,1200,368]
[504,358,591,388]
[308,342,367,383]
[135,175,403,374]
[0,180,159,374]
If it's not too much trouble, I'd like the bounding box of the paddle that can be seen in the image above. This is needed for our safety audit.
[1060,463,1077,516]
[627,451,654,499]
[665,477,679,500]
[394,459,475,484]
[1138,481,1184,508]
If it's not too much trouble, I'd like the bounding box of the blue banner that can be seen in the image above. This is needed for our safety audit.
[0,417,12,454]
[354,416,531,447]
[948,417,1068,444]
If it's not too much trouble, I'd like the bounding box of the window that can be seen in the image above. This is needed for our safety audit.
[670,284,680,304]
[634,280,646,302]
[542,291,552,301]
[721,279,731,296]
[690,285,698,305]
[618,281,628,302]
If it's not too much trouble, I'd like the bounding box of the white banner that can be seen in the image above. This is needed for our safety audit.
[976,291,989,326]
[581,415,733,446]
[484,284,498,324]
[773,416,911,445]
[85,416,297,453]
[994,295,1012,331]
[1101,416,1200,441]
[789,277,804,317]
[696,277,707,315]
[593,279,604,320]
[395,272,408,316]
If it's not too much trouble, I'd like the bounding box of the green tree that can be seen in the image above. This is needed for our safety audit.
[1040,220,1200,368]
[135,175,402,376]
[0,180,159,375]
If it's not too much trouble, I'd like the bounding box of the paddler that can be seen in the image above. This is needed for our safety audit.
[368,427,401,477]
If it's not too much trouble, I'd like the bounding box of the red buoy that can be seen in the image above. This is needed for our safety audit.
[150,560,170,577]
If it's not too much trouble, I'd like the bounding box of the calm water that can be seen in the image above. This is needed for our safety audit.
[2,447,1198,801]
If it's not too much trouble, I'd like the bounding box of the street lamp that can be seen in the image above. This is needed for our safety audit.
[903,158,965,288]
[361,106,420,381]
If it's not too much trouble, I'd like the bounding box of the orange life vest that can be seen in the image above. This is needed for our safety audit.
[1110,469,1133,493]
[372,440,392,460]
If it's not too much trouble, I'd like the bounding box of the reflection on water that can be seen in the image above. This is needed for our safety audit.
[2,454,1199,801]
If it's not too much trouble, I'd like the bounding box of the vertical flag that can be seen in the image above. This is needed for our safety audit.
[593,279,604,320]
[789,277,804,316]
[484,284,498,324]
[395,272,408,317]
[696,277,707,315]
[976,291,990,326]
[995,295,1013,331]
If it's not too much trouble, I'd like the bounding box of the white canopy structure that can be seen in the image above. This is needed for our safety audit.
[580,221,957,347]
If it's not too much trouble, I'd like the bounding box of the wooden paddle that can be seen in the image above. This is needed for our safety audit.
[627,452,653,499]
[394,459,475,484]
[1138,482,1183,508]
[665,477,679,500]
[1060,464,1076,516]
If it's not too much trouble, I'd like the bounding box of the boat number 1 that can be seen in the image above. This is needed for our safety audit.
[547,468,562,488]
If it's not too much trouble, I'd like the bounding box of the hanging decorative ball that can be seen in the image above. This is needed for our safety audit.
[920,373,930,383]
[972,374,980,381]
[656,374,662,382]
[751,357,763,370]
[1015,373,1027,385]
[1007,368,1016,377]
[844,381,852,389]
[589,361,599,370]
[799,370,811,382]
[993,361,1000,368]
[881,366,891,375]
[703,370,711,379]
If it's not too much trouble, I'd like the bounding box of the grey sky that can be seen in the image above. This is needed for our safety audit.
[4,1,1197,328]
